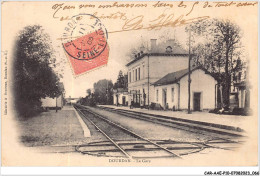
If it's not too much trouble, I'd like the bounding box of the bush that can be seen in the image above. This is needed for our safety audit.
[149,102,163,110]
[232,108,251,116]
[209,107,251,116]
[209,108,221,113]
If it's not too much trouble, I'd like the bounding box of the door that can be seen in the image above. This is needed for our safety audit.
[162,88,167,109]
[116,94,119,105]
[193,92,201,111]
[122,96,126,106]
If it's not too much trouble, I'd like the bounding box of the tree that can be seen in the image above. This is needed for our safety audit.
[13,25,63,117]
[113,70,128,89]
[188,19,243,109]
[86,89,92,96]
[215,20,242,108]
[93,79,113,105]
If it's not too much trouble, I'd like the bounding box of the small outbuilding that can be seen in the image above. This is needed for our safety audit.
[234,81,250,108]
[41,95,64,110]
[153,66,218,111]
[113,88,129,106]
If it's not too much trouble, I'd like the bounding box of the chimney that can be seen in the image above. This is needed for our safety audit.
[150,39,157,52]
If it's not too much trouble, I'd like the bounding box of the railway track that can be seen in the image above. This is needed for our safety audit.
[74,105,182,159]
[96,106,245,141]
[74,105,242,159]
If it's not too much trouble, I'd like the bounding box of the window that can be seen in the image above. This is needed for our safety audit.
[129,72,131,83]
[143,64,145,78]
[156,90,159,102]
[138,67,140,80]
[132,69,134,81]
[135,68,137,81]
[171,88,174,102]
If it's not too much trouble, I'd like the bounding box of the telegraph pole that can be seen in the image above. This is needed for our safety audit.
[147,55,150,109]
[56,96,58,113]
[188,30,192,114]
[106,80,109,105]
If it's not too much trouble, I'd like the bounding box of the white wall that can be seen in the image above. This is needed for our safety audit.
[41,95,63,108]
[179,69,217,110]
[238,89,245,108]
[113,93,129,105]
[149,55,189,80]
[154,84,179,109]
[154,69,217,110]
[127,55,189,106]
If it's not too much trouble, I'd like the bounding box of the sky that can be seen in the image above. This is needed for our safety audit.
[56,26,189,98]
[2,1,257,99]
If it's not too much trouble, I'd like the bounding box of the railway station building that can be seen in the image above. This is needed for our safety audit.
[126,39,218,111]
[126,39,190,108]
[153,66,218,111]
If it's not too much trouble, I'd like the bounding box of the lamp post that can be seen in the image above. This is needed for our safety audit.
[56,95,58,113]
[188,29,192,114]
[116,89,119,106]
[147,55,150,109]
[106,80,108,105]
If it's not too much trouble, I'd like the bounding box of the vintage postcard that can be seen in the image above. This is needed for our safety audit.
[1,1,259,167]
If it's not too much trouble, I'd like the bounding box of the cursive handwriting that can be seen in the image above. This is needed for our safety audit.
[52,1,258,22]
[119,13,209,33]
[53,1,257,40]
[91,11,127,20]
[57,11,209,40]
[202,1,258,8]
[186,1,199,16]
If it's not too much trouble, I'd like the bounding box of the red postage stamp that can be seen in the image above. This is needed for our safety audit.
[62,14,109,76]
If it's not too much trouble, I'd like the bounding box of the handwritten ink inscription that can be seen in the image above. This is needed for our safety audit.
[52,1,258,38]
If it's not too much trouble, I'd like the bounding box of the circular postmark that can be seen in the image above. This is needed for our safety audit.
[62,14,108,61]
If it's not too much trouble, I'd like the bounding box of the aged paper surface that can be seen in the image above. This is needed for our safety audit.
[1,1,258,167]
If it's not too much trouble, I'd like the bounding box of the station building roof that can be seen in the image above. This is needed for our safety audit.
[126,40,189,67]
[153,66,217,86]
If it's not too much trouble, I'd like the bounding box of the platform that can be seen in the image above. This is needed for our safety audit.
[18,105,90,147]
[98,105,250,131]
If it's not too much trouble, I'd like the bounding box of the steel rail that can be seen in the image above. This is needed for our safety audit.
[96,106,243,144]
[76,105,181,158]
[75,106,132,159]
[99,106,241,135]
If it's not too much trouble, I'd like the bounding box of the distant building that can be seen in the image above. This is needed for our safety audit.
[113,88,129,106]
[153,67,217,111]
[41,94,64,110]
[65,96,80,105]
[126,39,189,107]
[233,81,250,108]
[41,82,65,110]
[230,58,251,109]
